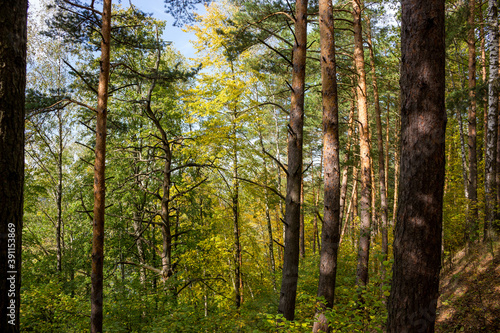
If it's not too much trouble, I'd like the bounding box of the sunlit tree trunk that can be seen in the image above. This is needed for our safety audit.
[352,0,372,289]
[484,0,499,241]
[366,17,389,281]
[300,178,305,258]
[313,0,340,329]
[339,89,355,224]
[91,1,112,331]
[278,0,308,320]
[387,0,446,331]
[0,1,27,331]
[56,109,63,273]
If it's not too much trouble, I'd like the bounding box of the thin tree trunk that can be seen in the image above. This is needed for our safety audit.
[480,5,487,162]
[91,1,112,331]
[339,90,356,224]
[313,0,340,328]
[467,0,479,245]
[232,116,242,309]
[0,1,27,331]
[278,0,308,320]
[300,178,305,258]
[132,212,146,285]
[392,105,401,228]
[260,133,277,291]
[366,16,389,288]
[484,0,499,241]
[386,0,446,331]
[56,109,63,273]
[353,0,372,289]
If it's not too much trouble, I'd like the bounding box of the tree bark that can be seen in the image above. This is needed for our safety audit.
[339,89,356,224]
[0,1,27,331]
[300,178,305,258]
[313,0,340,329]
[278,0,307,320]
[387,0,446,332]
[366,16,389,281]
[233,117,243,308]
[467,0,479,245]
[484,0,499,241]
[56,110,63,272]
[91,1,112,332]
[352,0,372,289]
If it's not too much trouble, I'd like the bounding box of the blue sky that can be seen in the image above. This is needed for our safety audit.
[128,0,202,58]
[28,0,202,59]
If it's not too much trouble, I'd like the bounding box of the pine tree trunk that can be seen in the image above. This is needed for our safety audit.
[91,1,112,331]
[484,0,499,241]
[467,0,479,245]
[0,1,27,331]
[386,1,446,332]
[366,18,389,281]
[353,0,372,289]
[313,0,340,328]
[278,0,308,320]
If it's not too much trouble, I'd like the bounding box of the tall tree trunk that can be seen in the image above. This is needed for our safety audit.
[132,212,146,285]
[313,0,340,329]
[484,0,499,241]
[300,178,305,258]
[467,0,479,245]
[339,90,356,224]
[56,109,63,273]
[0,1,27,331]
[386,0,446,332]
[91,1,112,332]
[278,0,307,320]
[392,107,401,227]
[353,0,372,289]
[232,115,243,308]
[480,5,487,162]
[259,133,277,290]
[366,17,389,281]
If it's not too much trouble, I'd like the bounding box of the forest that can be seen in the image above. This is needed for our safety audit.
[1,0,500,332]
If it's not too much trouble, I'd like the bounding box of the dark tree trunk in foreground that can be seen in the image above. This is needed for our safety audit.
[278,0,307,321]
[467,0,478,245]
[312,0,340,330]
[0,1,27,331]
[91,1,112,332]
[387,0,446,332]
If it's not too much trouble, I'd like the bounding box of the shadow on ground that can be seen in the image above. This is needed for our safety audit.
[436,242,500,332]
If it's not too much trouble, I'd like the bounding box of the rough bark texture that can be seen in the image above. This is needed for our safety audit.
[387,0,446,332]
[485,0,499,241]
[467,0,478,245]
[91,1,112,332]
[313,0,340,330]
[278,0,307,320]
[0,1,27,331]
[352,0,372,288]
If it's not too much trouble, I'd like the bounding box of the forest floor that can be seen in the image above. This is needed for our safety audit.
[436,241,500,332]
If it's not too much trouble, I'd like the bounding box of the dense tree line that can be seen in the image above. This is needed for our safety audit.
[1,0,499,332]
